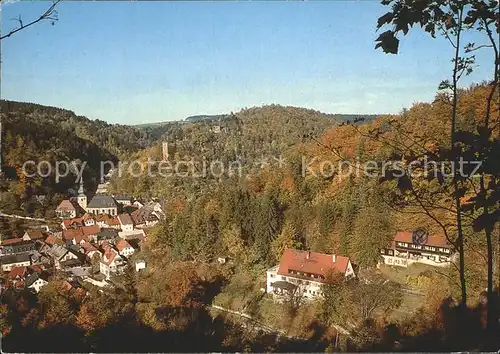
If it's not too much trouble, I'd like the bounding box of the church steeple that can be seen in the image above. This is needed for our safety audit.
[78,178,85,195]
[77,177,87,211]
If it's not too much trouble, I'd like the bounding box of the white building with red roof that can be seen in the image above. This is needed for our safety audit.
[115,239,134,257]
[380,230,455,267]
[99,247,126,280]
[55,200,78,219]
[266,248,355,300]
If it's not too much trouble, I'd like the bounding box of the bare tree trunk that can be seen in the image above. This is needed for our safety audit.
[450,7,467,309]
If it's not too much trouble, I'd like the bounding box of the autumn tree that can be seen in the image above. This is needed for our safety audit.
[375,0,499,334]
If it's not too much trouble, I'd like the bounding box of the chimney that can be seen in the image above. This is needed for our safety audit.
[306,251,310,260]
[332,254,336,263]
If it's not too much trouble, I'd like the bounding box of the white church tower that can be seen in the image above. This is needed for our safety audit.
[77,178,87,211]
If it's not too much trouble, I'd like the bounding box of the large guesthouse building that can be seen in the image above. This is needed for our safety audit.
[266,248,355,300]
[380,230,455,267]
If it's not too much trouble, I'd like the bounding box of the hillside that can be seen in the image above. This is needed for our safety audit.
[0,100,155,216]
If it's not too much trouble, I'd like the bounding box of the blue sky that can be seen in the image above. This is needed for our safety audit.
[0,1,495,124]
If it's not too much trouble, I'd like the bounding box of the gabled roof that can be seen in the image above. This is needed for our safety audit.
[1,253,31,264]
[56,199,77,212]
[277,249,351,283]
[1,237,24,246]
[25,230,44,240]
[8,266,27,279]
[87,195,117,209]
[107,217,120,226]
[44,234,64,246]
[114,195,132,201]
[101,248,119,266]
[97,228,119,240]
[116,239,132,252]
[81,241,100,255]
[393,231,450,248]
[81,225,100,236]
[118,213,134,226]
[25,272,48,287]
[63,228,84,241]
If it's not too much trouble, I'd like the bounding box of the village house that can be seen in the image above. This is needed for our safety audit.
[266,249,355,300]
[94,214,121,229]
[80,241,102,261]
[116,239,135,257]
[96,228,119,245]
[135,259,146,272]
[118,229,146,242]
[132,199,145,209]
[81,224,101,243]
[87,195,118,216]
[1,254,31,272]
[99,247,126,280]
[61,214,96,230]
[22,230,45,241]
[55,199,78,219]
[118,213,134,232]
[0,238,37,256]
[380,231,455,267]
[114,195,133,206]
[7,266,28,288]
[63,228,87,245]
[26,272,49,293]
[130,207,160,228]
[42,244,80,269]
[43,234,64,246]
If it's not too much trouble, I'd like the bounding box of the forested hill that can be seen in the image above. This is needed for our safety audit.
[0,100,153,155]
[136,105,379,163]
[0,100,158,215]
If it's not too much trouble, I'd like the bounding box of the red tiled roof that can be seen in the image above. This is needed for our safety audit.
[62,228,84,241]
[107,217,120,226]
[44,234,64,246]
[277,249,351,282]
[394,231,450,248]
[8,266,27,279]
[82,225,100,236]
[81,241,99,254]
[116,239,132,252]
[101,248,118,266]
[28,265,43,273]
[1,238,24,246]
[61,281,73,291]
[56,200,76,212]
[26,230,44,240]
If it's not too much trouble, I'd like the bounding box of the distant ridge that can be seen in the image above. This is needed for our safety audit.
[184,114,229,123]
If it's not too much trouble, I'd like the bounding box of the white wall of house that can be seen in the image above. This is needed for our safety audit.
[2,260,31,272]
[381,253,452,268]
[119,247,134,257]
[120,223,134,232]
[84,219,95,226]
[135,261,146,272]
[29,278,48,293]
[56,210,76,219]
[266,266,323,300]
[88,208,117,216]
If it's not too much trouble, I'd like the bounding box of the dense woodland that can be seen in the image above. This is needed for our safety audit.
[1,0,499,350]
[1,83,498,351]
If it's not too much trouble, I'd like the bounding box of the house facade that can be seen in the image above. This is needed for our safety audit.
[1,254,31,272]
[56,200,77,219]
[380,231,455,267]
[116,239,134,257]
[266,249,355,300]
[118,213,134,232]
[100,248,126,280]
[87,195,118,216]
